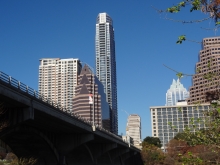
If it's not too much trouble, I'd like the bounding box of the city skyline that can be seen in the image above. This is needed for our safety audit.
[1,0,219,139]
[95,13,118,134]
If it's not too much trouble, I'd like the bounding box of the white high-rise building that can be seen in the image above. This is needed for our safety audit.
[95,13,118,134]
[166,79,189,106]
[150,104,210,150]
[38,58,82,111]
[126,114,141,147]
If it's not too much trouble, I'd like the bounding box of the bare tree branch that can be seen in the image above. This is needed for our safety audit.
[164,16,212,24]
[163,64,194,77]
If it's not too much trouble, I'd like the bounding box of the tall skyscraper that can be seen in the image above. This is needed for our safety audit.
[38,58,82,111]
[72,65,110,130]
[188,36,220,104]
[150,104,210,150]
[95,13,118,134]
[126,114,141,147]
[166,79,189,106]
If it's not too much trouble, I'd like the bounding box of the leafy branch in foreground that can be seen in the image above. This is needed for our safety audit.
[166,0,220,21]
[176,35,186,44]
[163,64,193,79]
[153,0,220,44]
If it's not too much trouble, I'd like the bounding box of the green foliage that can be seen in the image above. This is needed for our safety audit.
[143,136,162,148]
[167,1,185,13]
[155,1,220,163]
[167,0,201,13]
[190,0,201,12]
[179,151,204,164]
[164,0,220,43]
[141,143,165,165]
[174,132,188,140]
[176,35,186,44]
[216,21,220,25]
[178,107,182,112]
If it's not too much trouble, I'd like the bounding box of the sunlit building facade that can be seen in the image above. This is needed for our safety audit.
[38,58,82,111]
[188,36,220,104]
[150,104,210,150]
[126,114,141,147]
[166,79,189,106]
[95,13,118,134]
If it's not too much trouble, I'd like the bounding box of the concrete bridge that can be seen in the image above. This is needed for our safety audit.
[0,71,143,165]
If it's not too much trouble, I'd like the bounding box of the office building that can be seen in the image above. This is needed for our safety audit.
[122,135,134,147]
[166,79,189,106]
[72,65,110,130]
[95,13,118,134]
[187,36,220,104]
[38,58,82,111]
[150,104,210,150]
[126,114,141,147]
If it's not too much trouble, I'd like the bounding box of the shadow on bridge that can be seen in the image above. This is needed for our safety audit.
[0,71,143,165]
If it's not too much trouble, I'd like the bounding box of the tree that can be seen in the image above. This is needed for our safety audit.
[0,103,37,165]
[174,132,188,141]
[154,0,220,44]
[141,142,165,165]
[143,136,162,148]
[151,1,220,164]
[141,137,164,164]
[4,153,37,165]
[166,0,220,21]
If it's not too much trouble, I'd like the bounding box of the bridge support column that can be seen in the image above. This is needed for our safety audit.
[58,153,66,165]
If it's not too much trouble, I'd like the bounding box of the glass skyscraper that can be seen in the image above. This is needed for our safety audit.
[166,79,189,106]
[95,13,118,134]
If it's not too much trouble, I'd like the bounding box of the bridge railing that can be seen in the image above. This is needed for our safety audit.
[0,71,136,147]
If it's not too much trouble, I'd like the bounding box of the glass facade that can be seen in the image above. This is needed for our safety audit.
[95,13,118,134]
[166,79,189,106]
[150,105,210,150]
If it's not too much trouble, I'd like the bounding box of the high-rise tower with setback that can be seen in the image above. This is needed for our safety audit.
[95,13,118,134]
[187,37,220,104]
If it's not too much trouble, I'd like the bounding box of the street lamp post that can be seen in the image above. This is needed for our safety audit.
[92,70,95,131]
[80,62,96,131]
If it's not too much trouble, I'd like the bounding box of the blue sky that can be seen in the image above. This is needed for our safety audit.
[0,0,219,139]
